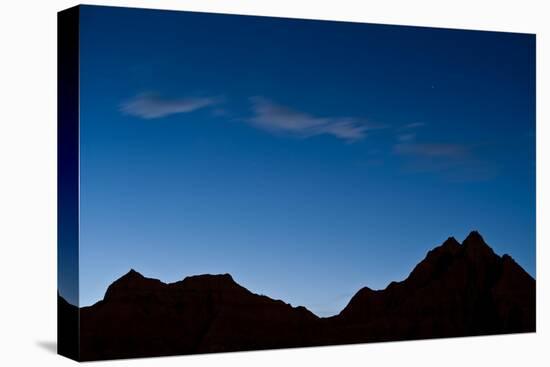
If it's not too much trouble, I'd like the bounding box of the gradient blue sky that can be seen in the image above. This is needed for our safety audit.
[76,6,535,316]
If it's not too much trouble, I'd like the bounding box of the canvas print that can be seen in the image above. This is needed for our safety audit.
[58,5,536,361]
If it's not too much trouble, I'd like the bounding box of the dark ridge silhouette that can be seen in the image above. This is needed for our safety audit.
[59,231,535,361]
[322,231,535,344]
[57,292,78,359]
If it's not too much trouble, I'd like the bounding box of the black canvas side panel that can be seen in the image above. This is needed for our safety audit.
[57,6,80,362]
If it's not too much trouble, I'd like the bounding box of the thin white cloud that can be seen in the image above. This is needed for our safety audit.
[404,122,425,129]
[120,93,218,119]
[394,122,424,143]
[248,97,377,141]
[393,142,496,181]
[394,143,468,158]
[397,133,416,142]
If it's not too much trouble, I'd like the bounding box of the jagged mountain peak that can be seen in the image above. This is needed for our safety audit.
[123,268,144,279]
[464,230,484,242]
[462,230,496,260]
[442,236,460,247]
[103,269,163,301]
[69,232,535,360]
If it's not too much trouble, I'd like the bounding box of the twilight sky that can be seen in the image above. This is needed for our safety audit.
[74,5,535,315]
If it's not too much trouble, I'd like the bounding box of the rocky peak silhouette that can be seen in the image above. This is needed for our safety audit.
[59,231,535,361]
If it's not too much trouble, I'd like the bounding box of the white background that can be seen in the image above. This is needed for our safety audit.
[0,0,548,365]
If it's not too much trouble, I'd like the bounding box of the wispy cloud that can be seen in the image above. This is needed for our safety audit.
[397,133,417,142]
[395,122,425,143]
[394,143,468,158]
[248,97,379,141]
[403,122,425,129]
[393,142,496,181]
[120,93,218,119]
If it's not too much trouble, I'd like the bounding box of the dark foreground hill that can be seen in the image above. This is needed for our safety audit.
[59,231,535,361]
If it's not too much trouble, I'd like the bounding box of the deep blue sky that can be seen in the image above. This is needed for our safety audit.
[75,5,535,315]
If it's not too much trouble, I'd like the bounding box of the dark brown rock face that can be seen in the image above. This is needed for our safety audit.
[79,271,318,360]
[57,293,78,359]
[324,231,535,344]
[59,231,535,361]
